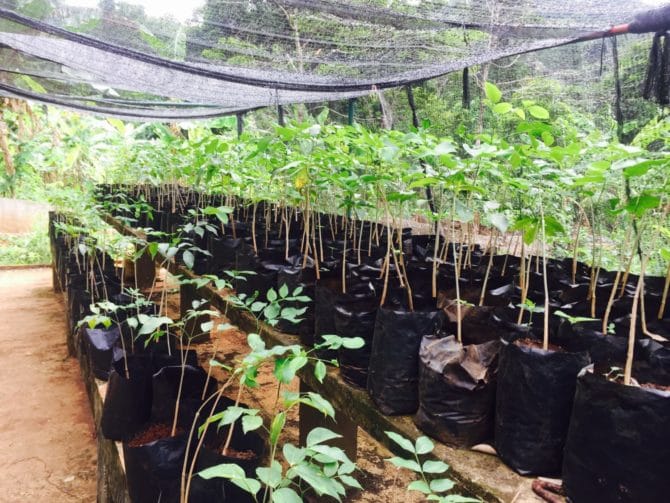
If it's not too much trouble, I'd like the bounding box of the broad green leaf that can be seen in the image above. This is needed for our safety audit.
[303,392,335,418]
[388,456,421,472]
[198,463,245,480]
[625,194,660,217]
[256,461,282,488]
[340,474,362,489]
[242,414,263,433]
[314,360,327,383]
[415,436,434,455]
[272,487,302,503]
[182,250,195,269]
[279,283,290,298]
[385,431,415,454]
[488,212,509,233]
[423,460,450,474]
[267,288,277,302]
[341,337,365,349]
[484,82,502,104]
[493,102,513,115]
[408,480,432,494]
[528,105,550,120]
[231,478,261,496]
[310,444,350,464]
[283,443,306,465]
[307,427,343,447]
[247,333,265,351]
[430,478,455,493]
[287,463,342,499]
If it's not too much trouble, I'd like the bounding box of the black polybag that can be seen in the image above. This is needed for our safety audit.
[494,337,590,475]
[83,326,122,380]
[151,365,215,429]
[123,432,187,503]
[333,298,377,388]
[367,307,443,415]
[563,367,670,503]
[414,334,500,447]
[101,355,152,441]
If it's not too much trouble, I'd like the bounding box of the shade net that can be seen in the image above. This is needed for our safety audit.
[0,0,663,120]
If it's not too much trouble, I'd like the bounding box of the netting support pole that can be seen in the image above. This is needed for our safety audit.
[405,84,437,221]
[236,112,244,138]
[347,98,356,125]
[278,105,285,126]
[462,67,471,109]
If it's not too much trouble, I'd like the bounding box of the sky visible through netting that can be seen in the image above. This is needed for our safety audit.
[0,0,666,120]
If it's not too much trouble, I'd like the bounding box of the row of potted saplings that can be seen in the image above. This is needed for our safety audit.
[50,212,265,503]
[103,191,670,503]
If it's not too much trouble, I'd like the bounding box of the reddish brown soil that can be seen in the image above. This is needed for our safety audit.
[127,423,182,448]
[222,448,257,461]
[0,267,96,502]
[515,338,564,353]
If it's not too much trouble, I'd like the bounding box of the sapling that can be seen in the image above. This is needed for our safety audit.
[540,203,550,350]
[385,431,479,503]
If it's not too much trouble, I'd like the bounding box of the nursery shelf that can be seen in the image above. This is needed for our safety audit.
[101,213,539,503]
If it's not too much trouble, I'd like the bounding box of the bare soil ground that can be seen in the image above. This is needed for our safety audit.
[0,267,96,503]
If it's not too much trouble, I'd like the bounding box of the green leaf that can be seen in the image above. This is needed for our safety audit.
[242,414,263,433]
[622,158,666,178]
[247,333,265,351]
[415,436,434,455]
[314,360,327,383]
[340,474,362,489]
[272,487,302,503]
[217,406,246,426]
[257,461,283,489]
[541,131,555,146]
[307,427,342,447]
[279,283,289,298]
[283,443,306,465]
[423,460,449,474]
[303,392,335,418]
[198,463,245,480]
[388,456,421,472]
[183,250,195,269]
[625,194,660,217]
[341,337,365,349]
[385,431,415,454]
[435,141,456,155]
[493,102,513,115]
[527,105,550,120]
[231,478,261,496]
[267,288,278,302]
[286,463,342,499]
[484,82,502,104]
[408,480,432,495]
[430,478,455,493]
[270,411,286,445]
[488,212,509,233]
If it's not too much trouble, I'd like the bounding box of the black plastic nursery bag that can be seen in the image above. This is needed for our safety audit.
[414,334,500,447]
[367,306,443,415]
[494,337,590,475]
[563,367,670,503]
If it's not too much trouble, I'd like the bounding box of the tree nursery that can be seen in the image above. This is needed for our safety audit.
[1,0,669,502]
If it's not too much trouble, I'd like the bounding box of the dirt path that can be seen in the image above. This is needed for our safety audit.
[0,267,96,503]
